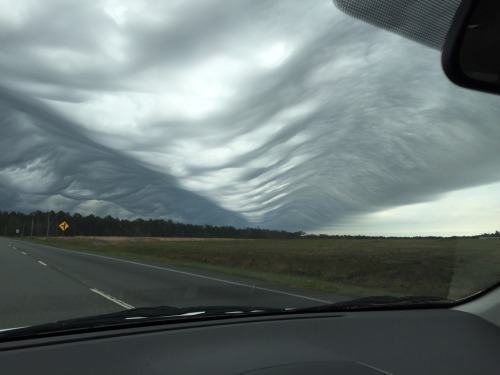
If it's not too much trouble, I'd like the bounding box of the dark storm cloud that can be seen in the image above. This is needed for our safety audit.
[1,0,500,232]
[175,19,500,230]
[0,87,248,226]
[0,1,125,95]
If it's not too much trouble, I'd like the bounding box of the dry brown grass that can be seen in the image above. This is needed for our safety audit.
[32,237,499,299]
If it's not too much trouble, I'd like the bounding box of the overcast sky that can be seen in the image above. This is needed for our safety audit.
[1,0,499,235]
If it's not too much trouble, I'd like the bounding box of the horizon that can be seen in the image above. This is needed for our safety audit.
[1,209,498,239]
[1,1,499,235]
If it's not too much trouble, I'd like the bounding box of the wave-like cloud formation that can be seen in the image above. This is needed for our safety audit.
[0,88,247,226]
[1,0,500,232]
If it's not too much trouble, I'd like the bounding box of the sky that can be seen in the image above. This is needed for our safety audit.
[1,0,500,236]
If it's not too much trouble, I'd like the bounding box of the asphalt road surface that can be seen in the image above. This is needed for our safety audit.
[0,238,344,329]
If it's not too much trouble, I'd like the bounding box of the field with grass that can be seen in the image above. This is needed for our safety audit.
[26,236,500,299]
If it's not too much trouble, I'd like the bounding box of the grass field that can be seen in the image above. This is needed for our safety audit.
[25,236,500,300]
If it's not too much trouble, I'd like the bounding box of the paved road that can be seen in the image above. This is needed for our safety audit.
[0,238,343,329]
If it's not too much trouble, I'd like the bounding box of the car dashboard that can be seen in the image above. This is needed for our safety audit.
[1,305,499,374]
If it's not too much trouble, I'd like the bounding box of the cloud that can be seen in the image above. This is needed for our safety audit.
[1,0,499,233]
[324,182,500,236]
[0,87,248,227]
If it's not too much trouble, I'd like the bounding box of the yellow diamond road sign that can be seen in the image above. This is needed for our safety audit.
[59,221,69,231]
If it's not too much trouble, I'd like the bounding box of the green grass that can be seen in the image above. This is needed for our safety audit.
[21,236,500,299]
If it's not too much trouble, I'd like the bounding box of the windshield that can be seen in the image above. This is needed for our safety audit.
[0,0,499,332]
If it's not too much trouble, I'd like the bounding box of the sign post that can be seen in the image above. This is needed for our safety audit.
[59,221,69,237]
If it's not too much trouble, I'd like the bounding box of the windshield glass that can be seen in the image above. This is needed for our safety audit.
[0,0,499,331]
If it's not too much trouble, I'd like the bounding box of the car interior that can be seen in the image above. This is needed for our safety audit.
[1,0,499,374]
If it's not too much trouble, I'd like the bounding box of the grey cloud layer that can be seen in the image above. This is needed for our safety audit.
[0,87,247,226]
[1,0,500,231]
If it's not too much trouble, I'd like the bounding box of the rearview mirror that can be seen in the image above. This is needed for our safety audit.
[443,0,500,95]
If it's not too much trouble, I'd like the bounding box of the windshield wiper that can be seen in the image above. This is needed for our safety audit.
[0,297,454,340]
[0,305,285,340]
[297,295,453,313]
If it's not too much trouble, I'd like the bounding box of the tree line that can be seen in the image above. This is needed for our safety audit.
[1,210,498,240]
[0,211,305,239]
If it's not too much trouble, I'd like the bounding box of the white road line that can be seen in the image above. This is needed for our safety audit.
[12,247,16,250]
[90,288,134,309]
[22,252,27,255]
[20,241,332,304]
[38,261,47,266]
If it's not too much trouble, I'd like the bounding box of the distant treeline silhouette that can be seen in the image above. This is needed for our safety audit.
[0,210,498,240]
[0,210,304,239]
